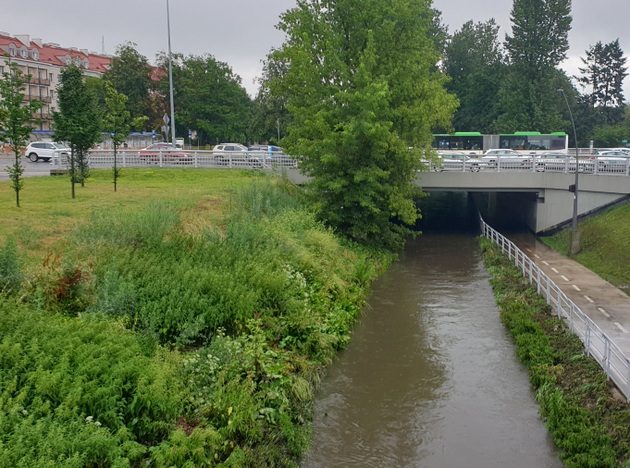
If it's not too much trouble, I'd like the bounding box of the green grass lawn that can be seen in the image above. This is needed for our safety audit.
[542,203,630,293]
[0,168,260,265]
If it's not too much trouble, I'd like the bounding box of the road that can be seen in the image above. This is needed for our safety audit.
[0,155,56,180]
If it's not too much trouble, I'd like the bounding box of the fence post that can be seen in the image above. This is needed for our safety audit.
[194,151,198,168]
[585,322,591,356]
[159,150,163,168]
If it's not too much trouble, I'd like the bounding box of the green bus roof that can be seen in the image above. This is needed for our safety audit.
[452,132,482,136]
[512,131,541,136]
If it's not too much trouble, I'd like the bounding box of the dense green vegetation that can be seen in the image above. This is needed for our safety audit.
[542,203,630,292]
[481,239,630,467]
[0,170,391,465]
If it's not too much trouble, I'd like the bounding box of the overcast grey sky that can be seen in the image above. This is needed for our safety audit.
[2,0,628,98]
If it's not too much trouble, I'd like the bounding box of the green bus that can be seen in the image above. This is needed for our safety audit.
[432,131,569,153]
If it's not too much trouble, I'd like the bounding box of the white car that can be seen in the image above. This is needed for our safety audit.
[437,152,485,172]
[481,149,533,169]
[24,141,70,162]
[212,143,248,155]
[596,150,630,172]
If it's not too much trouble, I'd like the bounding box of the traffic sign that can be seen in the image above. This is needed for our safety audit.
[163,114,170,125]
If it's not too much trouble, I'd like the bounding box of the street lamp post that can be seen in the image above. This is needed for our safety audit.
[166,0,176,146]
[558,88,580,255]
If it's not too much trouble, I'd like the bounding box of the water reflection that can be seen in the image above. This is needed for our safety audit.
[302,234,560,468]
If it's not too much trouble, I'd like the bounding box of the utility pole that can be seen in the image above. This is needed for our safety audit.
[166,0,176,146]
[558,88,580,255]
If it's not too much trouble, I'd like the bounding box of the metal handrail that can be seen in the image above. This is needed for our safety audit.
[480,217,630,400]
[50,149,299,170]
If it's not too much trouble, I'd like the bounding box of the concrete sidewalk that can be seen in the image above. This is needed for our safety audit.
[510,234,630,353]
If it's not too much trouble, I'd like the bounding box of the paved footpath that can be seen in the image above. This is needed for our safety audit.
[510,234,630,354]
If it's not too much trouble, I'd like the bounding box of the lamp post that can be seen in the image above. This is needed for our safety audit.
[166,0,176,146]
[557,88,580,255]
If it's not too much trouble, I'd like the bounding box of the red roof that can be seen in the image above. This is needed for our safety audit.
[0,33,111,74]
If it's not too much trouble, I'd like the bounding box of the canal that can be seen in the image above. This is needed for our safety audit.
[301,231,560,467]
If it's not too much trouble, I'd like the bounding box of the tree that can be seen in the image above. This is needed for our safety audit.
[103,81,131,192]
[0,61,42,207]
[443,19,505,132]
[104,42,152,127]
[161,54,252,145]
[53,65,101,198]
[578,39,628,124]
[271,0,456,249]
[251,50,290,144]
[496,0,572,131]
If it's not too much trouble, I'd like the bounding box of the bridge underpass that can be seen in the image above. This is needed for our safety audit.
[418,171,630,234]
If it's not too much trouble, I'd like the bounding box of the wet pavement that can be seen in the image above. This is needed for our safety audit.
[511,234,630,352]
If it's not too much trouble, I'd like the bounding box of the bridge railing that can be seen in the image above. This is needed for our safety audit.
[480,218,630,400]
[428,153,630,176]
[50,150,299,170]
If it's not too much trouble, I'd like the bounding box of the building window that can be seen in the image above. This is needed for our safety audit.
[31,50,39,60]
[20,48,28,59]
[49,72,53,82]
[9,45,16,56]
[0,66,4,75]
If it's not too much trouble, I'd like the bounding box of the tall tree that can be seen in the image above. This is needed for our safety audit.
[271,0,456,249]
[0,62,42,207]
[251,50,290,144]
[104,42,152,127]
[496,0,572,131]
[102,81,132,192]
[53,65,101,198]
[162,54,252,145]
[578,39,628,124]
[443,19,505,132]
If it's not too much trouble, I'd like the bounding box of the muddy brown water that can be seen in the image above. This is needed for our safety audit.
[302,234,560,468]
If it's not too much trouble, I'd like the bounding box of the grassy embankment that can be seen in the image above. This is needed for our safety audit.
[481,239,630,467]
[542,203,630,293]
[0,169,392,466]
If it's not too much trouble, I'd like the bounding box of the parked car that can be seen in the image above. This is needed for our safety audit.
[481,149,533,169]
[138,143,190,162]
[212,143,248,154]
[595,150,630,172]
[437,152,484,172]
[248,145,284,153]
[534,152,595,173]
[605,148,630,155]
[24,141,70,162]
[211,143,271,168]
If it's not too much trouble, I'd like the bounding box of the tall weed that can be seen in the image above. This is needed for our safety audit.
[0,238,21,294]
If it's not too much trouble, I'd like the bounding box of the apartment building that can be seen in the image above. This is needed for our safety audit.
[0,32,112,134]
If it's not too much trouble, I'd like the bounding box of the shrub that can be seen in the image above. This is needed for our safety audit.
[0,300,183,464]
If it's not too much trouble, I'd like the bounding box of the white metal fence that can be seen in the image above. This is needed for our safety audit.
[480,218,630,400]
[428,153,630,176]
[50,149,298,170]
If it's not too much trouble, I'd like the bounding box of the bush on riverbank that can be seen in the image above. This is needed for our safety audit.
[542,203,630,293]
[481,238,630,467]
[0,172,391,465]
